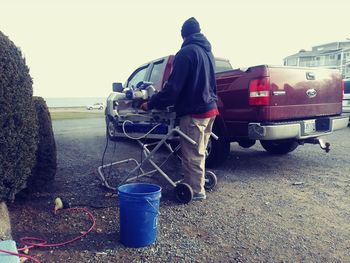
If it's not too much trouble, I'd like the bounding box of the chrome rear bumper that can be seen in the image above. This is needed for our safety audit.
[248,115,349,140]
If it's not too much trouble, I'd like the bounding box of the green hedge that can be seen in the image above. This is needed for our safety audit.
[28,96,57,189]
[0,31,38,201]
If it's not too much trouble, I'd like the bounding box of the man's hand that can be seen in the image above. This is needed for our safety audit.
[140,102,149,111]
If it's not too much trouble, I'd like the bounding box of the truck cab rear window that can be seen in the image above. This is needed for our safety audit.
[149,60,165,89]
[215,60,233,73]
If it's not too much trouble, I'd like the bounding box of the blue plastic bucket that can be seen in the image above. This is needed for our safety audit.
[118,183,162,248]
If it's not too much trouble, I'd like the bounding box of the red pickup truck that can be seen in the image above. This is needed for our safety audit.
[105,55,349,167]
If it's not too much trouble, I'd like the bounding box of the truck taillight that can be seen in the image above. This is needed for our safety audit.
[249,77,270,106]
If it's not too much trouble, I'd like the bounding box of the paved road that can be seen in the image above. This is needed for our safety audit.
[53,117,106,137]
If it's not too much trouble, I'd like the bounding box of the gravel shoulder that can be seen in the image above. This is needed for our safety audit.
[8,118,350,262]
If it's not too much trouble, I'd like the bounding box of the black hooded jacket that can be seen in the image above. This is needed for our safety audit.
[148,33,217,117]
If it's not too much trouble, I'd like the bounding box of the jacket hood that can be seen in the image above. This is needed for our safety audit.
[181,33,212,52]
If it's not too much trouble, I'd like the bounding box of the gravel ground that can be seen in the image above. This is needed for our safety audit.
[8,117,350,262]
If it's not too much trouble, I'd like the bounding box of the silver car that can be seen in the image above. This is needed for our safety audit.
[86,102,104,110]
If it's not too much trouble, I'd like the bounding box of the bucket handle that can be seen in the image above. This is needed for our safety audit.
[145,198,161,216]
[119,194,161,215]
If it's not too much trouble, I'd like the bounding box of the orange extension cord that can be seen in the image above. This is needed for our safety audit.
[0,207,96,263]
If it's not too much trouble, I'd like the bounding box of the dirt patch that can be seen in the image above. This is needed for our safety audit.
[7,119,350,262]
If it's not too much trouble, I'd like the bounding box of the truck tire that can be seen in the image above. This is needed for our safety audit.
[260,139,298,154]
[106,117,119,141]
[205,127,230,168]
[238,139,256,148]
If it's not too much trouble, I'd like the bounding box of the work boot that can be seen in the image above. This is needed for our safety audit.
[193,192,206,201]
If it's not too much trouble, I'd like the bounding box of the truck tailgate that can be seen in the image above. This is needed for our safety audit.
[267,67,342,120]
[216,65,343,124]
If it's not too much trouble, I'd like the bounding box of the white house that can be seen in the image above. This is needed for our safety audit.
[284,41,350,79]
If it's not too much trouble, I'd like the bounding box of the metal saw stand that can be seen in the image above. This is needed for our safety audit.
[97,126,218,204]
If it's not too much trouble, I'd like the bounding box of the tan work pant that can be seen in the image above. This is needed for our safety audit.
[179,115,216,194]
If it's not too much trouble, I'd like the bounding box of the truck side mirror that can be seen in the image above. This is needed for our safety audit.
[112,82,123,92]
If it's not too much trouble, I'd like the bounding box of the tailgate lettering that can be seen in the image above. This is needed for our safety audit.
[272,91,286,96]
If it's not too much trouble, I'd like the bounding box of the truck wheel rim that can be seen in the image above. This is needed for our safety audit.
[108,122,115,137]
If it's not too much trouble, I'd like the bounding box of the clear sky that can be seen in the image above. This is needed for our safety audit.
[1,0,349,98]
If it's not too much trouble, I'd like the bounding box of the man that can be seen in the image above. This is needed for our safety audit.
[140,17,218,201]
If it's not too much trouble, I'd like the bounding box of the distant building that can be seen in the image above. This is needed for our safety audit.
[284,41,350,79]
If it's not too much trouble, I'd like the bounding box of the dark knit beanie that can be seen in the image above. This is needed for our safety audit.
[181,17,201,38]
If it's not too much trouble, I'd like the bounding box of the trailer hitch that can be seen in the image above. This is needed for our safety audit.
[303,138,330,153]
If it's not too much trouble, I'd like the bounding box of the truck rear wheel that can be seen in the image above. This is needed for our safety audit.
[205,128,230,168]
[106,117,119,141]
[260,139,298,154]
